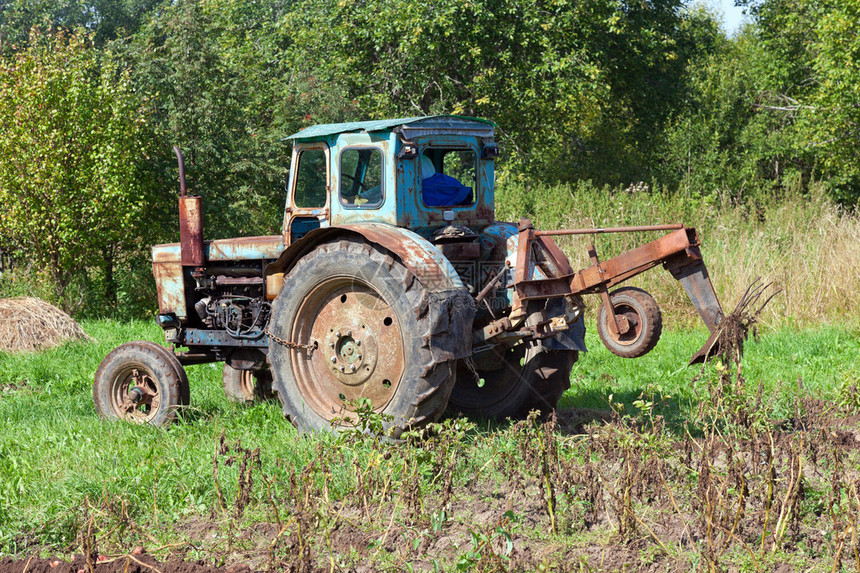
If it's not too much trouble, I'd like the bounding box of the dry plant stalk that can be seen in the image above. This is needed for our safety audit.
[0,296,93,352]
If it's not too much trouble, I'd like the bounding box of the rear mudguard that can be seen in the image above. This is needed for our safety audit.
[266,224,475,362]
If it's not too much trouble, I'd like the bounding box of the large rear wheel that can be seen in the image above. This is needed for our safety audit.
[450,343,577,420]
[268,239,460,436]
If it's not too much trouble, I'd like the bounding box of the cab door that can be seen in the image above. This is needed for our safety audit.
[284,142,330,245]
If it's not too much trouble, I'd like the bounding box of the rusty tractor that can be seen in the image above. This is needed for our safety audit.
[94,116,724,434]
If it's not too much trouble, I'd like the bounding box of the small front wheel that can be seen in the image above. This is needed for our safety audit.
[597,287,662,358]
[94,341,189,427]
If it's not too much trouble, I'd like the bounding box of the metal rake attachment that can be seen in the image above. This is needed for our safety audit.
[689,278,781,366]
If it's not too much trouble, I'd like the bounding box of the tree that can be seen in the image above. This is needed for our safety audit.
[803,1,860,201]
[283,0,709,185]
[123,0,324,238]
[0,29,157,309]
[0,0,165,53]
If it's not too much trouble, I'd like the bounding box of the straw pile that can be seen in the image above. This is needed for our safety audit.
[0,297,94,353]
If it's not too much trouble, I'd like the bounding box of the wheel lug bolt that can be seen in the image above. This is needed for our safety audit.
[334,331,340,337]
[349,365,356,372]
[355,340,361,347]
[329,342,335,349]
[339,366,345,373]
[356,354,361,361]
[330,356,337,364]
[346,330,352,337]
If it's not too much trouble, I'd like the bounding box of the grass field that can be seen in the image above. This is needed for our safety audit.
[2,318,858,571]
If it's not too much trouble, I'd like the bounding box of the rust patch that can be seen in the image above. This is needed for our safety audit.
[292,277,406,419]
[179,196,205,267]
[515,229,694,301]
[207,235,285,261]
[152,261,186,319]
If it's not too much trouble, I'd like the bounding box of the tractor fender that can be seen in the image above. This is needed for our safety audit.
[266,223,475,362]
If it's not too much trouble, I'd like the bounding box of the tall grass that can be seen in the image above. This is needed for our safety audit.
[497,181,860,329]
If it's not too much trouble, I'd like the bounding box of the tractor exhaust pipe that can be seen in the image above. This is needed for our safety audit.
[174,146,205,268]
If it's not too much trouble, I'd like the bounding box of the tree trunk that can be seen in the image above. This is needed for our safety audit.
[103,246,117,309]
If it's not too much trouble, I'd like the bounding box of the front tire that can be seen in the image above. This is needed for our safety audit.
[268,239,460,435]
[93,341,189,427]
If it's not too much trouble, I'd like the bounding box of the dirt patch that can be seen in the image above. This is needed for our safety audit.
[0,553,251,573]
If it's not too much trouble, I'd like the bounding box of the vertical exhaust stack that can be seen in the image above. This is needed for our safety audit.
[174,146,205,268]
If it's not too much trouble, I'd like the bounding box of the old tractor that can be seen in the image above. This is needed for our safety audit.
[94,116,724,434]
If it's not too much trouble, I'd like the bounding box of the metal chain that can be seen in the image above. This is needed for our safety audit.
[265,329,317,356]
[464,355,482,386]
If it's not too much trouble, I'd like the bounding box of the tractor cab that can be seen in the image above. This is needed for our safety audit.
[284,116,498,245]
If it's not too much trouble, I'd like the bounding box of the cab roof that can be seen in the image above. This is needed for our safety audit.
[286,115,495,142]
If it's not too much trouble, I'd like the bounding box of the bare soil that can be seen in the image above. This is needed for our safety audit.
[0,553,250,573]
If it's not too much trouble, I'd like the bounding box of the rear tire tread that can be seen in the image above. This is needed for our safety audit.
[269,239,459,435]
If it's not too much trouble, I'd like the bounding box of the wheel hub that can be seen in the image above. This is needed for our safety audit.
[117,368,161,422]
[324,325,379,386]
[606,305,642,345]
[293,280,405,420]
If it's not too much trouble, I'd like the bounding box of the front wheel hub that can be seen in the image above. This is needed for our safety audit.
[128,386,145,403]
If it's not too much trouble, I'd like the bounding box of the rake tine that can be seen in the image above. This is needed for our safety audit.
[741,283,770,317]
[731,278,761,315]
[755,288,781,319]
[742,281,776,320]
[739,278,774,317]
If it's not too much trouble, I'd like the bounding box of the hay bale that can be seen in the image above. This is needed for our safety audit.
[0,297,94,353]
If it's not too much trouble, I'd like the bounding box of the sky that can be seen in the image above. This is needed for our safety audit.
[711,0,748,36]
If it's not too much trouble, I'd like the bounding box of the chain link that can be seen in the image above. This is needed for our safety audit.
[265,329,317,356]
[464,355,482,386]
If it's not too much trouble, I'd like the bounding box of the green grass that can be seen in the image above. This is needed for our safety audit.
[567,322,860,421]
[1,319,858,569]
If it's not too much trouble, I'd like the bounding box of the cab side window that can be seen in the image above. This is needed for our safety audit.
[340,147,383,207]
[441,149,476,187]
[294,148,328,208]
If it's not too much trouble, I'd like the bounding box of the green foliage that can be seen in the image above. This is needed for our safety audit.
[1,0,859,314]
[803,1,860,201]
[284,0,704,185]
[661,0,860,202]
[0,30,158,310]
[121,0,334,239]
[0,0,165,52]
